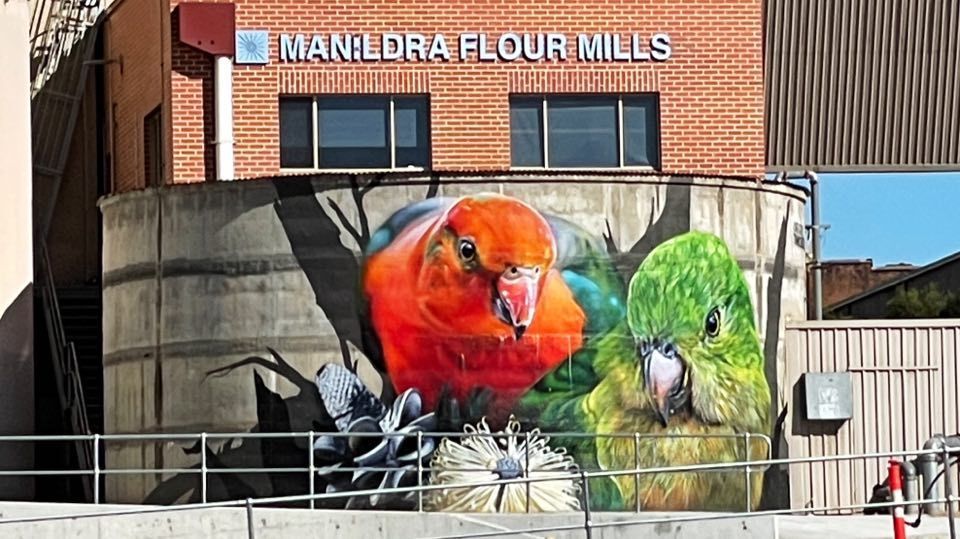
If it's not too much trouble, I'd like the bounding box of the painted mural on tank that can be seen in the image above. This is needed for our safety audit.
[143,183,787,513]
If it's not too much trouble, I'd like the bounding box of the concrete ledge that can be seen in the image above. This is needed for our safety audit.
[0,502,953,539]
[0,503,779,539]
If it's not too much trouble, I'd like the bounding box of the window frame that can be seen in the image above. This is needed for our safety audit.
[509,93,661,171]
[278,94,431,173]
[143,106,163,187]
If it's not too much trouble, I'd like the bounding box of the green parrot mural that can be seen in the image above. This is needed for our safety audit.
[519,231,771,511]
[184,190,778,513]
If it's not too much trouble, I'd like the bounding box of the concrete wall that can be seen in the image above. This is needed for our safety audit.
[99,173,807,502]
[0,502,955,538]
[0,502,783,539]
[0,0,36,501]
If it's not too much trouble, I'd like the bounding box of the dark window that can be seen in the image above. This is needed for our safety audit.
[548,97,619,168]
[623,95,660,167]
[393,97,430,168]
[318,96,390,169]
[279,98,314,168]
[143,106,162,187]
[279,95,430,170]
[509,94,661,169]
[509,97,544,167]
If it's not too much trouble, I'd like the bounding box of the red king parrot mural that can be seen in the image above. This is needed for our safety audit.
[361,194,627,421]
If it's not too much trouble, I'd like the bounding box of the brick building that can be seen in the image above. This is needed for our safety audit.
[808,259,917,317]
[101,0,765,192]
[40,0,818,506]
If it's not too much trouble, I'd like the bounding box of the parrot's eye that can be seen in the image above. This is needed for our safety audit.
[704,308,721,338]
[458,239,477,262]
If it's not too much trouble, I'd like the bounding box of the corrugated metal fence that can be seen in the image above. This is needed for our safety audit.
[764,0,960,171]
[785,319,960,511]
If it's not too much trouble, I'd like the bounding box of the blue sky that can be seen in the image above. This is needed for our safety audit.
[796,172,960,267]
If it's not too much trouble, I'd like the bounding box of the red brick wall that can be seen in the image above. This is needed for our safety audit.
[104,0,169,192]
[117,0,764,189]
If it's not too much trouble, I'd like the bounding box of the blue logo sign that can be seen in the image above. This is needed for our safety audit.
[236,30,269,65]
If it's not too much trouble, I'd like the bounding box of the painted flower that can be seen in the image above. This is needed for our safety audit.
[428,416,581,512]
[313,363,437,509]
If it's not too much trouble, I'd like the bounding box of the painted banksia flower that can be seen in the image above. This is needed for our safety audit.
[428,415,580,512]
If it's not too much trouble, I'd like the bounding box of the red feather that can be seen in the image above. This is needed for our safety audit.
[363,195,586,419]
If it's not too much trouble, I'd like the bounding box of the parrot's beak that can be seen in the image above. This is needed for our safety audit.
[494,266,541,340]
[641,340,689,427]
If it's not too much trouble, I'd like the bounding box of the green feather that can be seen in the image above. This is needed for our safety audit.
[519,231,772,511]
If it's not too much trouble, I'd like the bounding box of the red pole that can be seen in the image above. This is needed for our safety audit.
[888,460,907,539]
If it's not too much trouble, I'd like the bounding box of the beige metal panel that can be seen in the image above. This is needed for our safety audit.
[785,320,960,511]
[765,0,960,171]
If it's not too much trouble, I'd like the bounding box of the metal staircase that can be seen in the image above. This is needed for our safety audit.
[38,243,94,501]
[29,0,105,501]
[30,0,104,237]
[56,285,103,433]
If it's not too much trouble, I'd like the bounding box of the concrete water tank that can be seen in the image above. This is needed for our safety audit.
[99,173,807,502]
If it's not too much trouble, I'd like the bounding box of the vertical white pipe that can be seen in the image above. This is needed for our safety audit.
[214,55,234,181]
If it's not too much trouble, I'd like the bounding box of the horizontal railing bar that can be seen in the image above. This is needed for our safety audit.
[0,470,92,477]
[0,466,778,477]
[97,469,201,475]
[0,431,774,441]
[0,441,950,479]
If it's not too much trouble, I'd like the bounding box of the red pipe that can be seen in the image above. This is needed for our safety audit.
[888,460,907,539]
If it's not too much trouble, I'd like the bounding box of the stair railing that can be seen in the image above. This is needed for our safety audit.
[38,240,95,501]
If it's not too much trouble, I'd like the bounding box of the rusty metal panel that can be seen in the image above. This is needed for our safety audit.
[765,0,960,171]
[784,320,960,511]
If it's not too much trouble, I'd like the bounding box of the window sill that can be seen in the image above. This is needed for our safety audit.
[510,166,660,172]
[278,167,428,174]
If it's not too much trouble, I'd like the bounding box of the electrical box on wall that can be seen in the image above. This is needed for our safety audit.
[803,372,853,421]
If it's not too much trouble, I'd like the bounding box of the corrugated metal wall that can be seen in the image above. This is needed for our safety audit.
[785,320,960,511]
[765,0,960,171]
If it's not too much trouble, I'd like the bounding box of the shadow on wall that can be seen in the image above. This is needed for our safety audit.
[0,284,34,500]
[760,211,790,511]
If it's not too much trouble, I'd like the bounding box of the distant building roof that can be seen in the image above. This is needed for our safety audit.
[828,250,960,311]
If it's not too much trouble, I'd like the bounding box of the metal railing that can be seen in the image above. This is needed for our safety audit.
[0,432,960,539]
[0,430,772,509]
[0,432,956,538]
[36,242,94,500]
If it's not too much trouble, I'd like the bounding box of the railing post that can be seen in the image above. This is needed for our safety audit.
[200,432,208,503]
[744,432,752,512]
[308,431,315,510]
[417,431,424,512]
[942,446,957,539]
[92,433,101,504]
[246,497,256,539]
[525,431,532,513]
[634,433,641,513]
[580,470,593,539]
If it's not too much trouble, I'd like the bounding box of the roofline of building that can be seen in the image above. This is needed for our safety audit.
[827,250,960,311]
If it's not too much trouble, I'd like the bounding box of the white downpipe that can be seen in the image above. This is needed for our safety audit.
[214,55,234,181]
